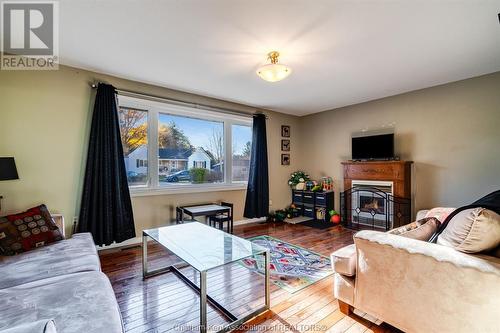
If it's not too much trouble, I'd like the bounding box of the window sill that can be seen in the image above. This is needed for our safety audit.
[130,183,247,197]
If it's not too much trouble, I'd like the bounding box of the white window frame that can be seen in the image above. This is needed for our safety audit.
[118,95,253,196]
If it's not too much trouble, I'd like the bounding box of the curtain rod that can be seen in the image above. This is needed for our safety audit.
[90,83,267,119]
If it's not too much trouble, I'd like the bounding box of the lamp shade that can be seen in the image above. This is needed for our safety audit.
[256,64,292,82]
[0,157,19,181]
[256,51,292,82]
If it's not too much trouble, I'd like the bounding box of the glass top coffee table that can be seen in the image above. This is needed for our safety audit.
[142,222,270,333]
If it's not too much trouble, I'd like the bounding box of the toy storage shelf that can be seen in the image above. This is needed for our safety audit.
[291,190,334,223]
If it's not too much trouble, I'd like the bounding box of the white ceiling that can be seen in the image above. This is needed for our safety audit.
[60,0,500,116]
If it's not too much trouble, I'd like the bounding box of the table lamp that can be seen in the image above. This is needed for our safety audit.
[0,157,19,212]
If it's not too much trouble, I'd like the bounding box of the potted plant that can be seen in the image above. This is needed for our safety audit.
[288,171,310,189]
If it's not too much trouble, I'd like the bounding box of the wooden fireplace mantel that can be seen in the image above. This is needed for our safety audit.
[342,160,413,198]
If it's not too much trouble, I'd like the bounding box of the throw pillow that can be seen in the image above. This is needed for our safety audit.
[388,217,441,241]
[0,204,64,255]
[424,207,456,223]
[437,208,500,253]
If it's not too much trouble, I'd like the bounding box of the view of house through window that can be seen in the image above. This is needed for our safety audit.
[232,124,252,182]
[118,96,252,190]
[158,113,224,184]
[119,107,149,186]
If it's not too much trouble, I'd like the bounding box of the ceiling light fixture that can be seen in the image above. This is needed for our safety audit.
[256,51,292,82]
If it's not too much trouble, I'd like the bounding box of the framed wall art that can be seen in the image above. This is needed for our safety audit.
[281,139,290,151]
[281,125,290,137]
[281,154,290,165]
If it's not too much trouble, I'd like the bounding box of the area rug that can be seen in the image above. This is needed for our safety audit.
[239,235,333,293]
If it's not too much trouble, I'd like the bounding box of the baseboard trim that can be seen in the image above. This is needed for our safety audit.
[234,217,267,226]
[97,237,142,251]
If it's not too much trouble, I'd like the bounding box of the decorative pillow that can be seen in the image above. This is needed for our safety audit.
[0,204,63,255]
[388,217,441,241]
[437,208,500,253]
[424,207,456,222]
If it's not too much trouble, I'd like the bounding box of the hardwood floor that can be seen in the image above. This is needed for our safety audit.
[99,222,398,333]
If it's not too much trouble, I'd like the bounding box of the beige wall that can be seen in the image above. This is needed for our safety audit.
[2,64,498,238]
[299,72,500,214]
[0,65,301,237]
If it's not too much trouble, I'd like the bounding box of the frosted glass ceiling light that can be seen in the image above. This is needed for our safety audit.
[256,51,292,82]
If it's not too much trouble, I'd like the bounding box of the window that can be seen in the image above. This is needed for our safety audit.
[119,107,148,186]
[136,159,148,168]
[117,95,253,193]
[158,113,224,185]
[193,161,207,169]
[231,124,252,182]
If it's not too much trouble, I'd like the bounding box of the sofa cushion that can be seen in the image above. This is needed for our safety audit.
[0,233,100,289]
[0,319,57,333]
[0,272,123,333]
[388,217,441,241]
[437,208,500,253]
[331,244,357,276]
[0,205,63,255]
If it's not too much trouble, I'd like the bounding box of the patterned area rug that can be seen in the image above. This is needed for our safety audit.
[240,235,333,293]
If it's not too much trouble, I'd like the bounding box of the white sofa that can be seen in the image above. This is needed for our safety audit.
[0,217,123,333]
[331,210,500,333]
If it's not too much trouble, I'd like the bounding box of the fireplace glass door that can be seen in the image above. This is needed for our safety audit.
[352,189,393,229]
[340,185,411,230]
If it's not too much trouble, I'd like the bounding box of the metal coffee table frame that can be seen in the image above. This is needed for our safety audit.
[142,230,270,333]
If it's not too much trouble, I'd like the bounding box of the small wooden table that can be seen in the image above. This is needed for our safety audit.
[178,204,231,224]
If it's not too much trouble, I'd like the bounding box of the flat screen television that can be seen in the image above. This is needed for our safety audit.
[352,133,394,160]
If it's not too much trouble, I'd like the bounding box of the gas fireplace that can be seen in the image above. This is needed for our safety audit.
[341,161,413,230]
[351,181,393,228]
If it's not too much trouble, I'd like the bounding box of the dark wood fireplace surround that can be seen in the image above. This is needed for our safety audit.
[341,160,413,229]
[342,160,412,198]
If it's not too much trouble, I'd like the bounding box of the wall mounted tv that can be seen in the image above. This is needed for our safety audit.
[352,133,394,160]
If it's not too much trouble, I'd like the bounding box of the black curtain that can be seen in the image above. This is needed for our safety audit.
[244,114,269,218]
[78,83,136,246]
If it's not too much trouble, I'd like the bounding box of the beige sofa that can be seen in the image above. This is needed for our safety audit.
[331,210,500,333]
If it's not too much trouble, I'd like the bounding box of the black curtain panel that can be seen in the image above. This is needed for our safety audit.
[244,113,269,218]
[78,83,136,246]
